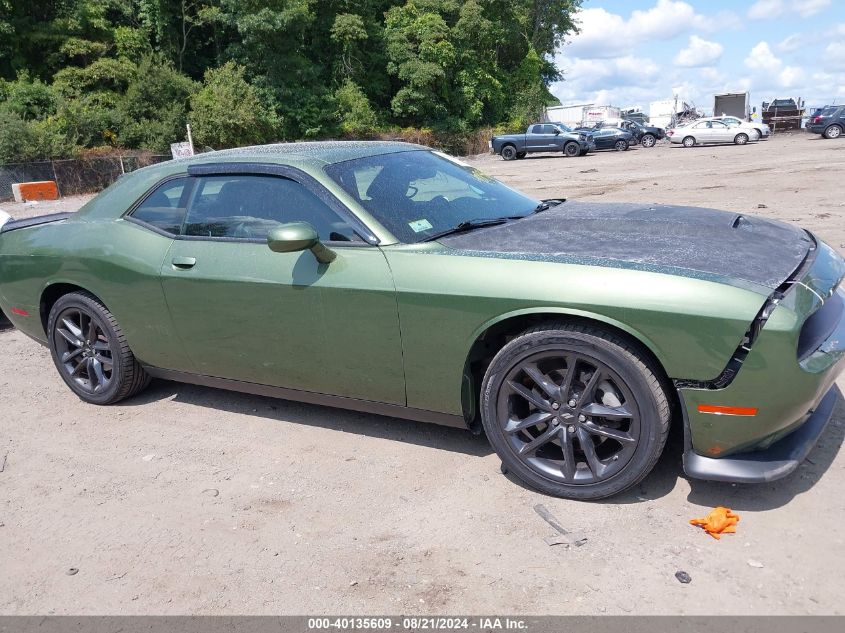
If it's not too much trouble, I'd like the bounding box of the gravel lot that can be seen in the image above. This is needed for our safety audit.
[1,133,844,615]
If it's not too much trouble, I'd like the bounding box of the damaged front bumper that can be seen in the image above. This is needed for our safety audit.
[679,240,845,484]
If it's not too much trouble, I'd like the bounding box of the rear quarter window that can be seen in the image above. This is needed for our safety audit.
[129,178,189,235]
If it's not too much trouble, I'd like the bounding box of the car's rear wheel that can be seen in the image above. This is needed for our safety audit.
[564,142,580,157]
[682,136,696,148]
[640,134,656,148]
[734,133,749,145]
[501,145,518,160]
[481,323,670,500]
[824,125,842,139]
[614,139,628,151]
[48,292,150,405]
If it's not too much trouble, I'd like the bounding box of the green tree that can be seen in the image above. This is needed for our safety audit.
[334,79,378,136]
[120,55,197,150]
[189,61,278,148]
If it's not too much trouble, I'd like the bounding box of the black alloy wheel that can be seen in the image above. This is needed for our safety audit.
[564,142,580,157]
[501,145,518,160]
[481,323,670,499]
[48,291,150,404]
[53,306,115,395]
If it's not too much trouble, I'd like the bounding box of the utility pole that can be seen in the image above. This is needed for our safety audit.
[186,124,195,155]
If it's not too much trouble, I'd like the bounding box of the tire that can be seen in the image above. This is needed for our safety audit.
[682,136,695,148]
[734,133,749,145]
[640,134,656,148]
[481,323,670,500]
[47,291,151,405]
[824,125,842,139]
[564,142,580,157]
[516,152,527,159]
[501,145,518,160]
[614,139,629,151]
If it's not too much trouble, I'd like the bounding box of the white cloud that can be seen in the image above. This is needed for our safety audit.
[744,42,782,73]
[566,0,709,59]
[748,0,830,20]
[748,0,784,20]
[826,42,845,64]
[551,2,845,114]
[777,34,804,53]
[675,35,724,67]
[743,42,811,90]
[795,0,831,17]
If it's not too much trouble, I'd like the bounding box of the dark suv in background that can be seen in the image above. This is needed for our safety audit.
[807,105,844,139]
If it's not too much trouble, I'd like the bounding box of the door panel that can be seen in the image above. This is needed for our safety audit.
[160,241,406,404]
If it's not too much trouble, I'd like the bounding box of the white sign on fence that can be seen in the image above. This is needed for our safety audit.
[170,142,194,159]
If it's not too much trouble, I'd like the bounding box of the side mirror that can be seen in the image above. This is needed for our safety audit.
[553,128,561,135]
[267,222,336,264]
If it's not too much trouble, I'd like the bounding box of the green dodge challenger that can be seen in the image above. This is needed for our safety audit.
[1,142,843,499]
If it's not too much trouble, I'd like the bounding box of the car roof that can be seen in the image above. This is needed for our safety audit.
[185,140,428,168]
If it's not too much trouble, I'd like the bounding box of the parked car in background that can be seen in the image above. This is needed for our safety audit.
[491,123,593,160]
[1,141,843,500]
[711,115,771,140]
[617,120,665,148]
[807,105,845,139]
[574,127,633,151]
[667,119,757,147]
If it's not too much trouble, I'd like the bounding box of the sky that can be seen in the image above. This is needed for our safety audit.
[550,0,845,114]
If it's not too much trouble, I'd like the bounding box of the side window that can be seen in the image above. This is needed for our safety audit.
[530,125,543,134]
[182,175,361,242]
[130,178,189,235]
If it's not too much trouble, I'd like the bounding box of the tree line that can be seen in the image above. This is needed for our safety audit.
[0,0,581,162]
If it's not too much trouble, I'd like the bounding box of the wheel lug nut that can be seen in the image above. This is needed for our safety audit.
[551,402,560,410]
[552,419,559,426]
[567,425,576,433]
[568,399,576,407]
[578,414,586,422]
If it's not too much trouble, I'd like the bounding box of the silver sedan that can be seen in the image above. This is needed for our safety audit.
[667,119,758,147]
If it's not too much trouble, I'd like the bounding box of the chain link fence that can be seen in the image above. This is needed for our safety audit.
[0,154,171,201]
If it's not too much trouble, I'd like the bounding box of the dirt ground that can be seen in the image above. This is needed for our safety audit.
[1,133,844,615]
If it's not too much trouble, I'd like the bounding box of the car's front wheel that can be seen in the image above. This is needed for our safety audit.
[564,142,580,157]
[480,323,670,500]
[614,139,629,151]
[640,134,656,148]
[500,145,518,160]
[824,125,842,139]
[48,291,150,405]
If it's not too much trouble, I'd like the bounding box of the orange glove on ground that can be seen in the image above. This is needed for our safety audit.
[689,506,740,539]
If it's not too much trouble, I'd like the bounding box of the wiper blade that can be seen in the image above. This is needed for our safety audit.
[533,198,566,214]
[421,217,512,242]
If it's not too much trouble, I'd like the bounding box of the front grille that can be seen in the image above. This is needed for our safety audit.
[797,288,844,360]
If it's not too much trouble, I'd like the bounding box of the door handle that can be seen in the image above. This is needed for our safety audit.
[172,256,197,269]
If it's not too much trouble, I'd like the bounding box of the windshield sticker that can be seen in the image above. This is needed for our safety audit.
[408,219,433,233]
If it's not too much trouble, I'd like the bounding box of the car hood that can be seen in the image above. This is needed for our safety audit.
[438,201,814,291]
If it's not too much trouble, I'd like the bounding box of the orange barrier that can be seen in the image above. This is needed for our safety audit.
[12,181,60,202]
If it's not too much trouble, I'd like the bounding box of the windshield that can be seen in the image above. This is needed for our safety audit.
[323,150,539,243]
